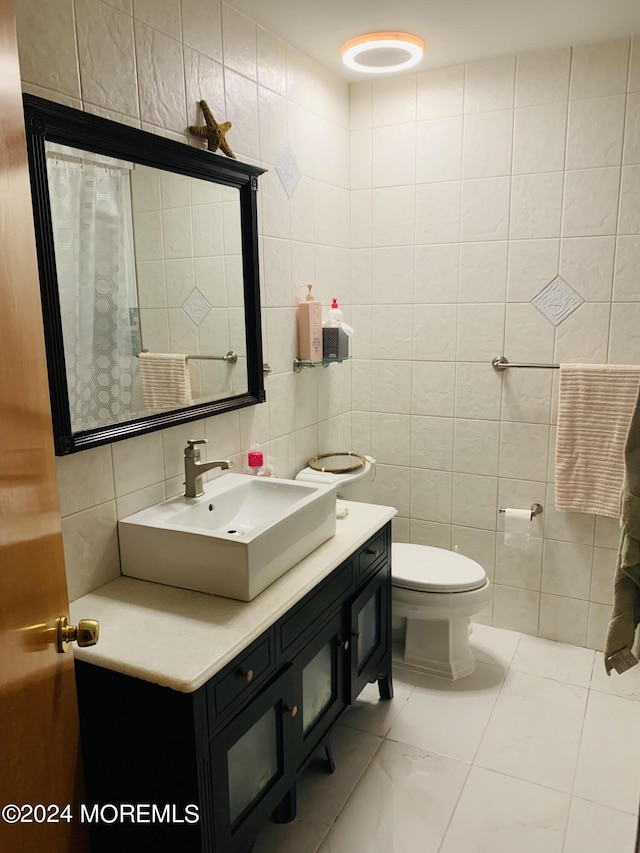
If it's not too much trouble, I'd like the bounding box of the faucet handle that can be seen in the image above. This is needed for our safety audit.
[185,438,207,458]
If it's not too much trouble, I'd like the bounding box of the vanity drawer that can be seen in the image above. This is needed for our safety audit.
[276,560,353,659]
[356,528,388,581]
[209,634,275,724]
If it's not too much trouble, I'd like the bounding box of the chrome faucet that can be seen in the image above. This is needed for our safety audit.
[184,439,234,498]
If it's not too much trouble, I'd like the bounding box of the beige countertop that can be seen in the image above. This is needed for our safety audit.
[70,501,396,693]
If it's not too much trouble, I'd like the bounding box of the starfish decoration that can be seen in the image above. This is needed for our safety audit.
[188,100,236,158]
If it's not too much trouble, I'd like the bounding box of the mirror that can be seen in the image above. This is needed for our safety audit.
[24,95,266,455]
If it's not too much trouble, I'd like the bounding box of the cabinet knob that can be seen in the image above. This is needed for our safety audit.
[284,704,298,718]
[340,639,350,651]
[366,548,379,558]
[239,668,254,683]
[353,631,363,640]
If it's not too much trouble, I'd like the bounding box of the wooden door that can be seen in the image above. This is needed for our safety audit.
[0,3,87,851]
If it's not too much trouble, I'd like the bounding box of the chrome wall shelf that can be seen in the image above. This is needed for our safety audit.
[294,357,349,373]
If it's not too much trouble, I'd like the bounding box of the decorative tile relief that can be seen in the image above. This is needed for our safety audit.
[182,288,212,326]
[275,144,302,198]
[531,276,583,326]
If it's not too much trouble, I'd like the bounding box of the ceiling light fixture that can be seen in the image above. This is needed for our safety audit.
[341,32,424,74]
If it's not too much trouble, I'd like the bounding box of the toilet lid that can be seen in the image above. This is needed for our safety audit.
[391,543,487,593]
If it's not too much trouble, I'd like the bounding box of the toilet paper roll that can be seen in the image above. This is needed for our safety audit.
[503,508,531,551]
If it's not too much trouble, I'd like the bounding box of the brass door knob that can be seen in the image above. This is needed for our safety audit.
[239,669,254,683]
[353,631,363,639]
[56,616,99,654]
[340,639,350,650]
[284,704,298,718]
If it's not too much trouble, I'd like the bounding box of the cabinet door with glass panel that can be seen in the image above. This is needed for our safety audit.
[348,564,391,703]
[292,610,348,767]
[209,667,296,853]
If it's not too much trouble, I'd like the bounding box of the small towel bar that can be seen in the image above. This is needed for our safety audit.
[492,356,559,371]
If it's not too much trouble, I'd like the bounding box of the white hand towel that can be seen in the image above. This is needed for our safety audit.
[556,364,640,519]
[138,352,193,411]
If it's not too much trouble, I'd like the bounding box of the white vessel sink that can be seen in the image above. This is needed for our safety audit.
[118,473,337,601]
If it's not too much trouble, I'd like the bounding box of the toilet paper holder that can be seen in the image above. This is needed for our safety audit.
[498,503,543,519]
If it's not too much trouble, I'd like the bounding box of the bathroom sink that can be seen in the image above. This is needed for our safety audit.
[118,473,337,601]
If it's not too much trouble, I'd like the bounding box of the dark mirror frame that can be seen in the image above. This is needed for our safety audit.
[23,94,266,455]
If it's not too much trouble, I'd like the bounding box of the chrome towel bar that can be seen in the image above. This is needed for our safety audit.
[137,349,238,364]
[492,356,559,371]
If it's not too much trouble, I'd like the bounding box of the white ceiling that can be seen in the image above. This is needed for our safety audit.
[230,0,640,81]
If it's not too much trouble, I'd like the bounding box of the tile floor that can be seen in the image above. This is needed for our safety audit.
[255,624,640,853]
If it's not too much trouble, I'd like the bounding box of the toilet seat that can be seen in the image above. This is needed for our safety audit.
[391,543,487,594]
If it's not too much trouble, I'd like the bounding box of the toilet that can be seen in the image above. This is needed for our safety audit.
[296,456,491,680]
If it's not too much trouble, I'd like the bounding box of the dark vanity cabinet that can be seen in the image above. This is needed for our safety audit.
[75,523,393,853]
[293,609,348,762]
[349,562,391,703]
[210,666,298,852]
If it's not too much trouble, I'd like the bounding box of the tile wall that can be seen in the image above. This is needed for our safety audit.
[351,37,640,649]
[15,1,639,650]
[15,0,351,601]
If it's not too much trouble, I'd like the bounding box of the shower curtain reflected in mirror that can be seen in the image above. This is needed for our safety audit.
[46,147,140,433]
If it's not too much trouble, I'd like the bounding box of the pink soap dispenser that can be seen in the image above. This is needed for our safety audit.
[247,444,264,475]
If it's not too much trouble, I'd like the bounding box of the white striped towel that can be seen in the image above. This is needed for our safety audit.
[138,352,193,411]
[555,364,640,519]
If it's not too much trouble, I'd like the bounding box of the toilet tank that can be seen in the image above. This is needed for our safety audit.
[295,458,375,502]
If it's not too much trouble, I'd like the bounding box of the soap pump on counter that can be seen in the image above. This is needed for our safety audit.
[247,444,263,475]
[297,284,322,362]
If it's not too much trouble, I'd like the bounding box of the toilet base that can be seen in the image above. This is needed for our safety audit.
[391,578,491,681]
[397,616,476,681]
